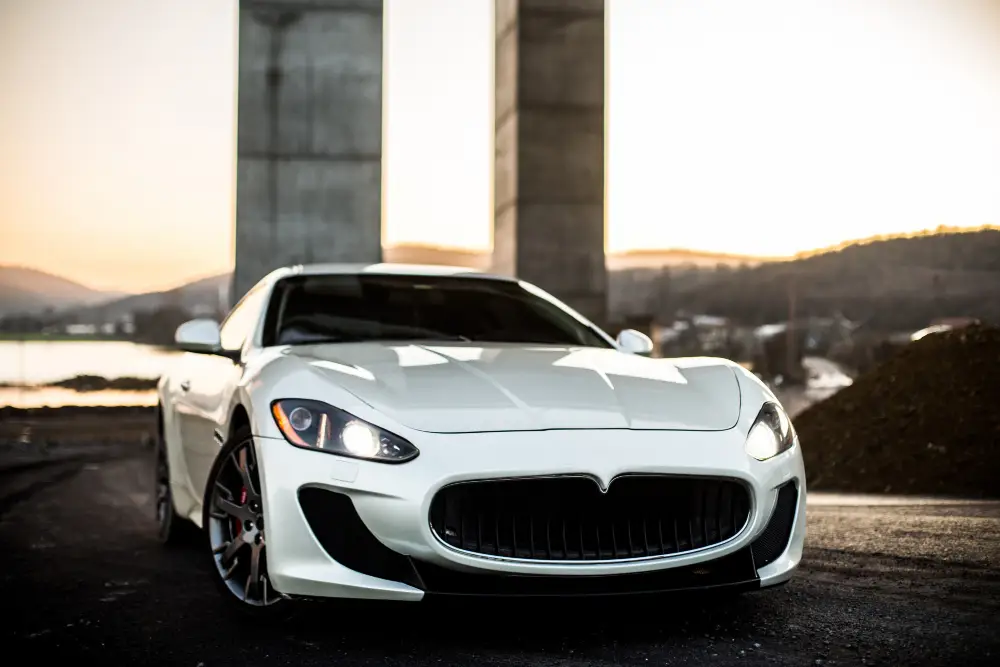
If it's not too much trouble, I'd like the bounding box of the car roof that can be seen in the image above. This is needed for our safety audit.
[268,262,517,282]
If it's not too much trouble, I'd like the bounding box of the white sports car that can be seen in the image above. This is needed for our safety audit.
[156,263,806,611]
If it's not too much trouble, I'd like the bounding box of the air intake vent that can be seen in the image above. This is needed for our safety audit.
[298,487,422,588]
[430,475,752,562]
[750,481,798,568]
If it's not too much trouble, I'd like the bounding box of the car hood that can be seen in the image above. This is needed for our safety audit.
[283,343,741,434]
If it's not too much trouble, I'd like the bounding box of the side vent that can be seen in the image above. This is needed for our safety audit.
[750,481,798,569]
[298,487,422,589]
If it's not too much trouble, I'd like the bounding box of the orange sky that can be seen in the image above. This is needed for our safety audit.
[1,0,998,293]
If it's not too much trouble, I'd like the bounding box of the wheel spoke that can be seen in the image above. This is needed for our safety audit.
[216,497,252,522]
[231,451,248,487]
[245,442,259,474]
[247,543,262,600]
[214,480,233,500]
[233,448,259,498]
[216,537,243,565]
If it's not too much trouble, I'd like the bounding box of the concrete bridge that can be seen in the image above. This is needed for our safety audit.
[234,0,607,325]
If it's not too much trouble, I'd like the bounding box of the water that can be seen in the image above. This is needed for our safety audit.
[0,341,180,408]
[1,387,160,408]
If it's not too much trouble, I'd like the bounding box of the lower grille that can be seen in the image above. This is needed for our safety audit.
[429,475,752,562]
[413,546,760,597]
[750,481,799,568]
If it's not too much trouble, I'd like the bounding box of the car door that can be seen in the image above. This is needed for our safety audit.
[179,284,269,497]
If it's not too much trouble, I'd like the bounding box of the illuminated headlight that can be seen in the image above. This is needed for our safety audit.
[270,399,418,463]
[745,402,796,461]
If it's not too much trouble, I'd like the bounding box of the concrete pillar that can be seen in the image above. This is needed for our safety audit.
[492,0,607,326]
[233,0,383,303]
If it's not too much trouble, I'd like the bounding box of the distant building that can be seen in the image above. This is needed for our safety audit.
[65,323,97,336]
[754,323,787,340]
[691,315,727,328]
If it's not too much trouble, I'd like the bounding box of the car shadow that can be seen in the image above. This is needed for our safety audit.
[233,589,783,656]
[159,509,787,653]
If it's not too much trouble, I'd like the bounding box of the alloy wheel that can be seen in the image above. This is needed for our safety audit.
[207,440,281,606]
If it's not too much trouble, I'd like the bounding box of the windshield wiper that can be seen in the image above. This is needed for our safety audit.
[281,332,471,346]
[283,336,366,345]
[401,334,471,342]
[374,325,471,342]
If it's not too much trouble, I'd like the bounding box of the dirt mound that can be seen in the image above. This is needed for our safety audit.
[795,324,1000,497]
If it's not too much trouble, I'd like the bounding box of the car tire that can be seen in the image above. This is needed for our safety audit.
[203,426,296,618]
[155,429,198,546]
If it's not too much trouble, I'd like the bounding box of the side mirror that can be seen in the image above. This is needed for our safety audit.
[175,319,222,354]
[616,329,654,356]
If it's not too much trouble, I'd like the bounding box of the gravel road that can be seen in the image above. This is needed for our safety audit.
[1,450,997,666]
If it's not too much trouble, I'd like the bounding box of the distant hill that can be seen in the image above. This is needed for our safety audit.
[606,248,769,270]
[18,229,997,334]
[383,244,491,270]
[382,244,763,272]
[0,266,124,316]
[61,273,230,325]
[632,228,1000,330]
[52,245,496,325]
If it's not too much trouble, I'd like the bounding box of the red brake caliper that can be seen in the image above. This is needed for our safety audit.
[235,486,248,536]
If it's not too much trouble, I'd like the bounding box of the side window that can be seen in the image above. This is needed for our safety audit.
[219,286,267,351]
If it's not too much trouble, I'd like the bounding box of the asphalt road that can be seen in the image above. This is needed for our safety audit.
[1,450,998,666]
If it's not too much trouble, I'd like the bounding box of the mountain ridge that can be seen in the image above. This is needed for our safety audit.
[5,228,997,333]
[0,265,126,316]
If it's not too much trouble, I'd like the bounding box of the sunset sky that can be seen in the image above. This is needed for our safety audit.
[1,0,998,293]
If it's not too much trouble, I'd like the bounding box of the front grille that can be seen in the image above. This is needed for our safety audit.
[429,475,752,562]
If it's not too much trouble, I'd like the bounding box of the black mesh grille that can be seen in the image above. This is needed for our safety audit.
[412,546,760,597]
[298,487,423,588]
[429,475,751,562]
[750,481,799,568]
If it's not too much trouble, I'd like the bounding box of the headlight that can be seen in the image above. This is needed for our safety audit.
[270,399,419,463]
[745,402,796,461]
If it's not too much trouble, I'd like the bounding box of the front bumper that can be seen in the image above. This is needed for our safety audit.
[255,428,806,600]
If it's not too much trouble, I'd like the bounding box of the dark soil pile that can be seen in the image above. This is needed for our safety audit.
[796,324,1000,497]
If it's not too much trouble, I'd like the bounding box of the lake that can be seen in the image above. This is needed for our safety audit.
[0,340,180,408]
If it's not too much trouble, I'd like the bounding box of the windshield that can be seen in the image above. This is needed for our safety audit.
[260,274,612,348]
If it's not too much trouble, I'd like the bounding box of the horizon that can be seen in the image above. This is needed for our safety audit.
[2,0,999,292]
[4,224,997,296]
